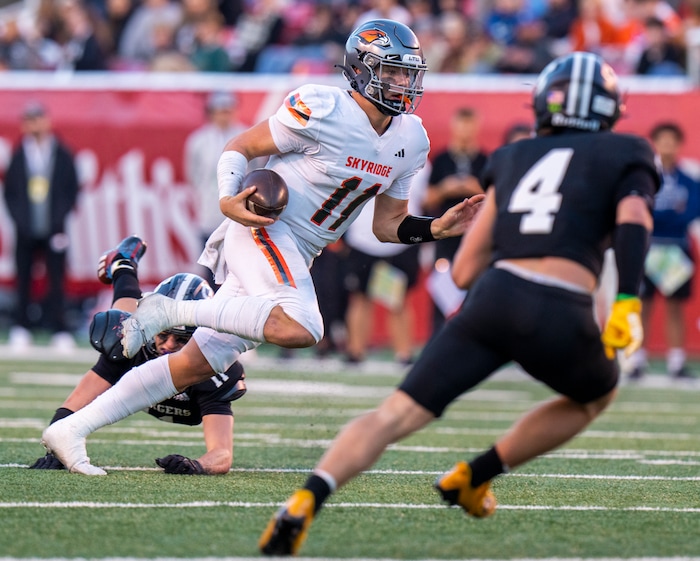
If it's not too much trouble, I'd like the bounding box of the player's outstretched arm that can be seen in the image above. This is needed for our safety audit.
[432,193,486,239]
[601,194,653,359]
[372,192,485,244]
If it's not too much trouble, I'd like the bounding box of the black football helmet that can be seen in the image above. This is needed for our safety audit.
[89,309,132,361]
[88,273,214,361]
[153,273,214,338]
[533,52,622,134]
[340,19,427,116]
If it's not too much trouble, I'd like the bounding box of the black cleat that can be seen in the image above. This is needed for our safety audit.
[97,235,147,284]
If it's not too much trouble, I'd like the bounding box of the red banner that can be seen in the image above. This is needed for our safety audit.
[0,75,698,352]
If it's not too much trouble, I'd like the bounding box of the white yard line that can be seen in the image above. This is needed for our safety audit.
[3,463,700,481]
[4,434,700,459]
[0,501,698,514]
[2,557,700,561]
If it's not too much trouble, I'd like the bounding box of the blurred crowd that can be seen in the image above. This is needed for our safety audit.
[0,0,698,76]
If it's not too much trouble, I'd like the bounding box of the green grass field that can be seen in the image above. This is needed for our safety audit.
[1,345,700,560]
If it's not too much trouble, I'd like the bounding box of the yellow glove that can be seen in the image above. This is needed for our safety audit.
[601,296,643,360]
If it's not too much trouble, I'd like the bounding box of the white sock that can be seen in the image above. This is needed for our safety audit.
[69,355,177,437]
[176,297,275,341]
[667,347,686,373]
[313,468,337,492]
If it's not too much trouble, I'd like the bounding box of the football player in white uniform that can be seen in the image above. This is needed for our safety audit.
[42,19,484,475]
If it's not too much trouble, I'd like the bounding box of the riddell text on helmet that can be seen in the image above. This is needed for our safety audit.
[552,113,601,131]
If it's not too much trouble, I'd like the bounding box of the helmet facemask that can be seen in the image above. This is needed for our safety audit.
[360,52,426,116]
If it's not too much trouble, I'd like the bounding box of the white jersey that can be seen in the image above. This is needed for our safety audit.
[267,84,430,258]
[343,160,430,257]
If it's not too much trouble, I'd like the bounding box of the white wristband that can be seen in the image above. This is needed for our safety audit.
[217,151,249,199]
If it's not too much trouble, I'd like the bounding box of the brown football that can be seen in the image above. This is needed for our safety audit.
[243,168,289,218]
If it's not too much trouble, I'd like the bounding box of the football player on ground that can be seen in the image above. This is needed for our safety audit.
[257,51,660,555]
[41,19,484,475]
[31,236,246,475]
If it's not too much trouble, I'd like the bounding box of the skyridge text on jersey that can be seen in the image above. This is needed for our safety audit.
[345,156,393,178]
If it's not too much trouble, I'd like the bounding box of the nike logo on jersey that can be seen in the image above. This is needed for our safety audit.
[394,148,405,158]
[345,156,393,178]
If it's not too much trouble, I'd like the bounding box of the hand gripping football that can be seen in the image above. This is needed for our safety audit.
[243,168,289,218]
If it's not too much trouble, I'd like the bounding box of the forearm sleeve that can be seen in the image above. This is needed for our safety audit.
[613,223,650,297]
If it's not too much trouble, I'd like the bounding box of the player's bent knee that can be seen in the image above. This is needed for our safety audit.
[379,391,435,439]
[582,387,618,419]
[263,308,319,348]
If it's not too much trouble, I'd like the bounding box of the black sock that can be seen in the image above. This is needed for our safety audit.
[50,407,74,425]
[303,474,332,514]
[112,267,142,302]
[469,446,506,487]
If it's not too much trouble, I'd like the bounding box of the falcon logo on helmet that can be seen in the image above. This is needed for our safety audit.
[339,19,427,117]
[358,29,390,47]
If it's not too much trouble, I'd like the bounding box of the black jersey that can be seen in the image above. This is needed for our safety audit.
[92,347,245,426]
[481,131,659,277]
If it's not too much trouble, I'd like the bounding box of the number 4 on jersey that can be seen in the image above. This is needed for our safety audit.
[508,148,573,234]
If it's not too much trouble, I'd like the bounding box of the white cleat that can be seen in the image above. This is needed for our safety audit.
[41,420,106,476]
[120,293,178,358]
[70,459,107,476]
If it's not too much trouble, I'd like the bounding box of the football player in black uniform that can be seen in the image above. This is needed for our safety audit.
[30,236,246,475]
[259,51,659,555]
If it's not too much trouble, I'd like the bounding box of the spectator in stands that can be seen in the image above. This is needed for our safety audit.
[354,0,413,28]
[569,0,625,58]
[288,4,346,72]
[0,13,62,70]
[629,122,700,380]
[484,0,552,73]
[227,0,284,72]
[682,0,700,29]
[255,3,346,74]
[3,101,80,353]
[422,107,487,335]
[117,0,183,66]
[184,91,247,287]
[432,12,496,73]
[635,16,685,74]
[54,0,108,71]
[189,9,231,72]
[103,0,136,64]
[624,0,683,39]
[484,0,533,47]
[175,0,210,53]
[148,21,195,71]
[541,0,579,57]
